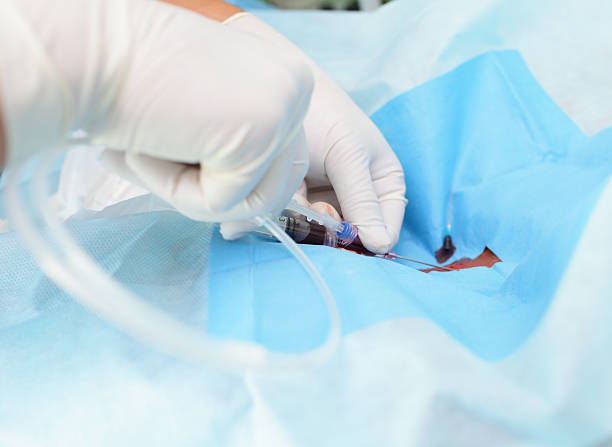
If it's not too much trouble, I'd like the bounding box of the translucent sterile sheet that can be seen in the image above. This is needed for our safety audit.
[2,1,612,445]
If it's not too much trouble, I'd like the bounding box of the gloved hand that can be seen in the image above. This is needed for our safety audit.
[225,13,407,254]
[0,0,313,225]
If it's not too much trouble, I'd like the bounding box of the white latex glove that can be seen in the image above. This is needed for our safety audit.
[226,13,407,254]
[0,0,313,225]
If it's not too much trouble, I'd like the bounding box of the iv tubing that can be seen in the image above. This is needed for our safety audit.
[4,149,340,372]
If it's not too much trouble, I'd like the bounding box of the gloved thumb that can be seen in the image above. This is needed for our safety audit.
[219,185,310,241]
[100,149,149,190]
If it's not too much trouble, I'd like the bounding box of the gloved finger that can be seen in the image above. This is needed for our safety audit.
[218,196,290,240]
[310,201,342,223]
[293,180,309,206]
[325,136,392,254]
[304,186,340,211]
[125,129,308,223]
[370,154,408,248]
[219,187,296,240]
[219,219,258,241]
[220,130,309,239]
[199,129,293,214]
[377,193,407,248]
[219,193,290,240]
[99,149,149,190]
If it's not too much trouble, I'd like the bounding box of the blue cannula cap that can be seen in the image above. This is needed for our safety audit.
[337,222,359,244]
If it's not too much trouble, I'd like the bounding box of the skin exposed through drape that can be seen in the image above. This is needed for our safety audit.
[421,248,501,273]
[160,0,242,22]
[307,200,502,272]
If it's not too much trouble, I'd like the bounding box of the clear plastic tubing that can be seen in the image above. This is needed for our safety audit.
[256,211,374,256]
[3,149,341,373]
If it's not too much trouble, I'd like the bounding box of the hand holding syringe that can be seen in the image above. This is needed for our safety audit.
[285,199,359,247]
[259,199,453,271]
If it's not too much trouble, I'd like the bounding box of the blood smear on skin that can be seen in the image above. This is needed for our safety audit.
[422,247,501,273]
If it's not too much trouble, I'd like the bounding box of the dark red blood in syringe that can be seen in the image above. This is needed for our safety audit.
[279,215,502,273]
[294,220,376,256]
[341,236,377,256]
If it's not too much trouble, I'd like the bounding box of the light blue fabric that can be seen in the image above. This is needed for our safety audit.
[206,50,611,360]
[1,2,612,445]
[0,157,64,219]
[0,211,212,328]
[1,51,610,360]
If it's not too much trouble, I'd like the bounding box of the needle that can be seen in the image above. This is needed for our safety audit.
[384,252,454,271]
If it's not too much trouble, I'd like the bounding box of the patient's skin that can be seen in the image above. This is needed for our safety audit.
[310,201,342,223]
[297,197,503,271]
[422,248,501,273]
[161,0,241,21]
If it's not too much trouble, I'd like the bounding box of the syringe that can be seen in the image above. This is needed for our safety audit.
[284,199,359,247]
[255,200,453,271]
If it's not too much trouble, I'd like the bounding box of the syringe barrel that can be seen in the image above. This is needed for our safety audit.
[255,212,375,256]
[277,212,338,247]
[280,214,375,256]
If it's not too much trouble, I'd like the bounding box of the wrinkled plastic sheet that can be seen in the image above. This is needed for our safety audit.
[2,1,612,445]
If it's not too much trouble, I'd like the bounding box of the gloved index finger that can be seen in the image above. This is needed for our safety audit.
[324,138,393,254]
[123,128,308,223]
[370,152,408,250]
